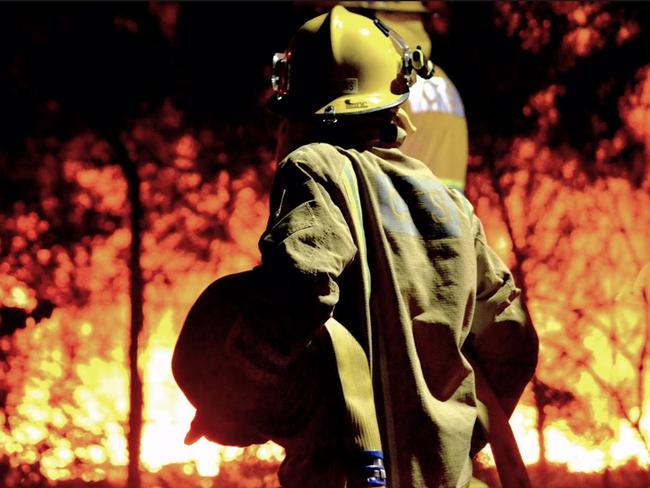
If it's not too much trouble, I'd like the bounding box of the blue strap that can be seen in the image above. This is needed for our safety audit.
[358,450,386,487]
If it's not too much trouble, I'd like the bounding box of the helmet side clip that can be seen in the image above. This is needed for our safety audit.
[323,105,338,125]
[374,18,435,84]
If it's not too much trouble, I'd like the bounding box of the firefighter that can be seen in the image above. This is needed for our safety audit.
[174,5,538,487]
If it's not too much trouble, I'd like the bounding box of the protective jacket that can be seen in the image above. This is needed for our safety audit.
[249,137,537,488]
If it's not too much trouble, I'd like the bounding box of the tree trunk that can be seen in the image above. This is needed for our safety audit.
[531,376,547,477]
[127,163,144,488]
[487,165,544,470]
[112,135,144,488]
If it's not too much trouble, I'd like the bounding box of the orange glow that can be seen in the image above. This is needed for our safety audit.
[564,26,604,58]
[5,117,650,484]
[620,66,650,156]
[467,51,650,476]
[1,232,282,482]
[1,5,649,484]
[0,119,279,482]
[0,279,36,312]
[616,21,640,45]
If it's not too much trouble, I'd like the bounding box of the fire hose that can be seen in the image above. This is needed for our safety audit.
[472,360,532,488]
[326,317,531,488]
[324,318,387,487]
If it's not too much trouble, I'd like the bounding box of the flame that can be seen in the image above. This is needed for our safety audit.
[0,216,287,482]
[2,6,650,483]
[8,286,33,310]
[7,115,650,484]
[470,55,650,477]
[0,121,281,483]
[482,394,650,472]
[6,144,650,484]
[478,174,650,472]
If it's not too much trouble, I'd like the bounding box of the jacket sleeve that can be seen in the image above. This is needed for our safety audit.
[251,154,358,360]
[466,215,539,417]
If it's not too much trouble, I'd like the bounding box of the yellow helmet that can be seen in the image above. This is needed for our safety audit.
[271,5,433,123]
[339,1,428,13]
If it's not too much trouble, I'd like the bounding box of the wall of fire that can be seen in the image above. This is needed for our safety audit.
[0,2,649,487]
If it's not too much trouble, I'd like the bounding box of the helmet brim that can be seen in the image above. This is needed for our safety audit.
[315,91,409,117]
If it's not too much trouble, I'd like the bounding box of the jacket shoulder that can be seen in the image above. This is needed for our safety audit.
[281,142,348,184]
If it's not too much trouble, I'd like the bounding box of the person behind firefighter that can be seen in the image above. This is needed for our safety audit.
[173,5,538,488]
[339,1,468,193]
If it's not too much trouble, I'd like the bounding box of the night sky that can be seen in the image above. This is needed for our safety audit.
[2,1,649,159]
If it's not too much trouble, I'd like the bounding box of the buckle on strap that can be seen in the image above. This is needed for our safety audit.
[359,450,386,487]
